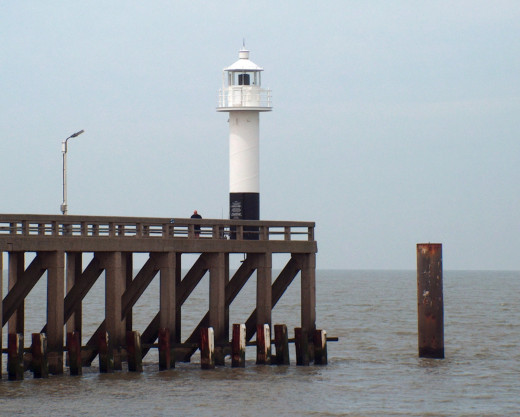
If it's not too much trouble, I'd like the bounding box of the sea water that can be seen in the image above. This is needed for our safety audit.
[0,269,518,416]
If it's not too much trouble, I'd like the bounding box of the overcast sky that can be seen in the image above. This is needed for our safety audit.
[1,1,519,270]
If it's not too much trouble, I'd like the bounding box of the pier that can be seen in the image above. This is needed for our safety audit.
[0,214,320,378]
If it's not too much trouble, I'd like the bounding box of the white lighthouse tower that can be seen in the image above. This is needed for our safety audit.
[217,46,272,229]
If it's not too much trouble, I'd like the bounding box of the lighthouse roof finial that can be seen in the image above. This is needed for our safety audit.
[224,43,263,72]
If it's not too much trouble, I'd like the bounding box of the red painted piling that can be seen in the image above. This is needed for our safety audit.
[8,333,24,380]
[31,333,49,378]
[231,324,246,368]
[158,328,172,370]
[98,331,114,373]
[313,329,328,365]
[200,327,215,369]
[274,324,290,365]
[126,331,143,372]
[417,243,444,358]
[256,324,271,365]
[295,327,309,366]
[67,331,82,376]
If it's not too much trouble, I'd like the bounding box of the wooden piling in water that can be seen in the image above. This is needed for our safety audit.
[31,333,49,378]
[98,331,113,373]
[313,329,327,365]
[417,243,444,359]
[256,324,271,365]
[158,328,172,370]
[231,323,246,367]
[67,331,82,376]
[126,330,143,372]
[8,333,24,381]
[274,324,290,365]
[200,327,215,369]
[295,327,309,366]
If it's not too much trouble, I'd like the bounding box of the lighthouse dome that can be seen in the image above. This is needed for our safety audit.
[224,48,264,72]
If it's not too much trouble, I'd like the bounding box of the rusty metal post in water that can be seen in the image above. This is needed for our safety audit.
[417,243,444,358]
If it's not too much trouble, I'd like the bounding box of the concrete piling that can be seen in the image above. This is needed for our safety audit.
[274,324,290,365]
[417,243,444,359]
[231,323,246,367]
[31,333,49,378]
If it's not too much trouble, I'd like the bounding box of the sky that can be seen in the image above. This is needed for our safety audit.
[1,1,519,270]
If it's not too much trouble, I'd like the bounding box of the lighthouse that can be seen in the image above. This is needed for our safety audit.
[217,46,272,232]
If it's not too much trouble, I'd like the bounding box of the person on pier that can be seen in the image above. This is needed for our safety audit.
[191,210,202,238]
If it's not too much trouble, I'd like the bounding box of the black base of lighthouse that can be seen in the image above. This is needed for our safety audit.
[230,193,259,240]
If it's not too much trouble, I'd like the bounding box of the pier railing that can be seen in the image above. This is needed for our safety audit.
[0,215,314,242]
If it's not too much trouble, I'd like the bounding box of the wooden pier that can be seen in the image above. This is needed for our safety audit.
[0,214,319,378]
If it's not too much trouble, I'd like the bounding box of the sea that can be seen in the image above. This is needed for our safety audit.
[0,269,518,416]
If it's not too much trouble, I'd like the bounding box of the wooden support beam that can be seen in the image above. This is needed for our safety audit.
[42,251,65,375]
[120,256,158,320]
[65,252,83,339]
[4,252,43,327]
[298,253,316,337]
[98,331,113,373]
[153,252,176,352]
[246,256,300,341]
[124,253,133,331]
[103,251,125,370]
[0,251,2,379]
[208,252,228,365]
[256,252,272,330]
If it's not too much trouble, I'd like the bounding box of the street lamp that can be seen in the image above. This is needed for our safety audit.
[61,129,84,215]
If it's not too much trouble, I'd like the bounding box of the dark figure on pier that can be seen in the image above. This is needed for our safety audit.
[191,210,202,238]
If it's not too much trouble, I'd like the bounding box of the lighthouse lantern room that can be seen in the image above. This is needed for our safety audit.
[217,47,272,228]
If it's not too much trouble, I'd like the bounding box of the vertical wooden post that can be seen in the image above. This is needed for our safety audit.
[104,251,125,370]
[256,324,271,365]
[175,253,182,345]
[158,328,171,371]
[98,331,113,373]
[295,327,309,366]
[44,251,65,375]
[300,253,316,337]
[417,243,444,358]
[65,252,82,343]
[208,252,228,366]
[155,252,176,369]
[231,323,246,368]
[274,324,290,365]
[313,329,328,365]
[8,252,25,337]
[8,333,24,380]
[126,330,143,372]
[31,333,49,378]
[124,253,133,332]
[200,327,215,370]
[256,252,272,330]
[67,331,82,376]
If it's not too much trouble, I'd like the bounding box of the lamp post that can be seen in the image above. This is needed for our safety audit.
[61,129,84,215]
